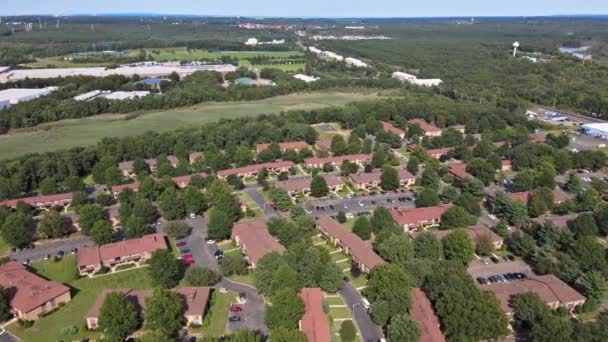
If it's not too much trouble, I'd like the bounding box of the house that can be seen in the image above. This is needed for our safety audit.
[0,261,71,321]
[425,147,454,160]
[530,134,546,143]
[453,125,466,134]
[481,274,585,315]
[171,172,208,188]
[77,233,167,276]
[408,119,442,137]
[299,288,331,342]
[381,121,405,139]
[189,152,203,164]
[409,225,504,249]
[317,217,385,273]
[86,287,210,329]
[167,155,179,168]
[256,141,309,153]
[274,174,343,196]
[118,161,135,176]
[448,163,473,183]
[349,169,415,190]
[501,160,513,172]
[217,161,294,179]
[304,154,372,169]
[117,156,178,175]
[0,192,73,209]
[111,182,140,197]
[410,288,446,342]
[231,220,285,269]
[390,205,450,231]
[532,213,582,227]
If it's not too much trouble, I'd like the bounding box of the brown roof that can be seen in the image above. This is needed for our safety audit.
[217,161,294,177]
[274,174,341,193]
[1,192,73,208]
[381,121,405,136]
[532,213,582,227]
[145,159,157,168]
[167,155,179,166]
[171,172,208,186]
[410,288,446,342]
[0,261,70,313]
[118,161,134,171]
[77,233,167,268]
[509,192,529,203]
[111,182,140,194]
[481,274,585,314]
[315,138,332,150]
[390,205,450,226]
[349,171,381,185]
[426,147,454,157]
[494,141,509,148]
[256,141,309,153]
[189,152,203,163]
[86,287,210,319]
[530,134,546,143]
[448,163,473,180]
[409,225,503,245]
[317,217,385,270]
[231,220,285,265]
[300,288,331,342]
[408,119,442,133]
[304,154,372,167]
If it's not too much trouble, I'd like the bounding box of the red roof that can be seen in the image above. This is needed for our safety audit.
[426,147,454,158]
[317,217,385,270]
[77,233,167,268]
[410,288,446,342]
[409,225,503,245]
[0,261,70,313]
[381,121,405,136]
[509,191,529,203]
[300,288,331,342]
[390,205,450,226]
[256,141,309,153]
[231,220,285,265]
[408,119,442,133]
[171,172,208,186]
[1,192,73,208]
[532,213,582,227]
[217,161,294,177]
[111,182,140,194]
[118,161,134,171]
[501,160,512,168]
[530,134,546,143]
[304,154,372,167]
[494,141,510,148]
[448,163,473,180]
[274,174,342,193]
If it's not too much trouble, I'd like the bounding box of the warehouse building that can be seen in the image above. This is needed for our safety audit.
[0,87,58,109]
[581,123,608,139]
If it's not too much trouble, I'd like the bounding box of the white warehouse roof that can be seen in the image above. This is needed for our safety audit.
[582,123,608,133]
[0,87,58,104]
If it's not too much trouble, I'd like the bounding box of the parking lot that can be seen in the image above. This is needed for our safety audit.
[467,257,532,281]
[303,189,415,218]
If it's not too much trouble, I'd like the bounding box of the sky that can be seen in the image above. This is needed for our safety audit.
[1,0,607,17]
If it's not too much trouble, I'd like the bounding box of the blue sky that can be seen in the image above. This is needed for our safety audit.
[1,0,607,17]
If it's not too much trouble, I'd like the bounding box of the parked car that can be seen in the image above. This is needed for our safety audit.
[181,254,193,259]
[507,255,516,261]
[44,254,50,260]
[176,241,187,247]
[71,248,78,255]
[183,259,194,266]
[22,259,30,265]
[218,287,228,294]
[229,305,242,313]
[229,316,241,322]
[490,256,499,264]
[180,249,191,255]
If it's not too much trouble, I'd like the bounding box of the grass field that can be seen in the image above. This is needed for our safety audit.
[0,91,387,160]
[202,290,235,338]
[30,255,78,284]
[227,273,256,287]
[0,236,9,257]
[147,47,303,62]
[7,268,152,342]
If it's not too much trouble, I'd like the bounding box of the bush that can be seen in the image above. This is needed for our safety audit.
[18,319,34,327]
[184,266,221,286]
[60,325,79,335]
[165,221,192,239]
[96,266,110,275]
[339,320,357,342]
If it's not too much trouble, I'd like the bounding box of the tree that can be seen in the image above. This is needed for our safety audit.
[414,232,444,260]
[352,216,372,240]
[268,187,293,211]
[440,186,459,203]
[406,156,419,175]
[571,213,599,237]
[440,206,474,229]
[594,203,608,236]
[372,149,387,168]
[511,292,573,342]
[418,168,440,189]
[39,177,58,195]
[0,286,10,322]
[98,292,139,342]
[184,266,221,286]
[90,220,115,244]
[221,254,247,276]
[512,170,535,192]
[182,187,207,214]
[337,211,347,223]
[124,215,150,239]
[363,264,412,325]
[578,271,608,300]
[96,192,113,206]
[569,236,607,273]
[38,210,71,239]
[144,289,183,338]
[265,288,305,330]
[370,207,398,233]
[207,208,233,240]
[255,252,286,295]
[157,188,186,220]
[147,249,184,288]
[575,188,601,212]
[476,234,495,256]
[466,158,495,185]
[164,221,191,239]
[104,166,123,186]
[339,320,357,342]
[380,166,400,191]
[415,187,439,207]
[534,162,556,189]
[310,175,329,198]
[454,193,481,217]
[77,204,105,235]
[271,327,307,342]
[270,264,300,295]
[387,314,421,342]
[442,229,475,265]
[564,172,582,193]
[376,233,413,266]
[1,212,32,247]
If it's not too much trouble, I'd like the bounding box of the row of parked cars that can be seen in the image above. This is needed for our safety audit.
[477,272,528,285]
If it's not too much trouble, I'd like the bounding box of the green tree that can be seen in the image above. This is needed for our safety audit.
[183,266,221,286]
[310,175,329,198]
[77,204,106,235]
[593,203,608,236]
[337,211,347,223]
[511,292,573,342]
[571,213,599,237]
[380,166,400,191]
[406,156,420,175]
[96,192,113,206]
[38,209,71,239]
[476,234,495,256]
[363,264,412,324]
[413,232,443,260]
[104,166,123,186]
[39,177,58,195]
[0,286,10,322]
[442,229,475,265]
[370,207,399,233]
[415,187,439,207]
[339,320,357,342]
[265,288,305,330]
[270,327,307,342]
[352,216,372,240]
[387,314,421,342]
[98,292,139,342]
[157,188,186,220]
[207,208,233,240]
[270,264,300,295]
[124,215,150,239]
[440,206,474,229]
[144,289,183,338]
[376,233,413,266]
[90,220,115,244]
[1,212,32,247]
[268,187,293,211]
[147,249,184,288]
[254,252,286,295]
[418,168,440,189]
[564,172,582,193]
[182,187,207,214]
[221,253,248,276]
[512,170,535,192]
[164,221,191,239]
[578,271,608,300]
[439,186,460,203]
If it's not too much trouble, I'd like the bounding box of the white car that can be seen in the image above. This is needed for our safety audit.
[218,287,228,294]
[361,297,371,309]
[206,240,216,244]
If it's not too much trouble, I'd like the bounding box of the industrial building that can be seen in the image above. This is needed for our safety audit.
[345,57,368,68]
[0,87,58,109]
[100,91,150,100]
[293,74,319,83]
[392,71,443,87]
[581,123,608,139]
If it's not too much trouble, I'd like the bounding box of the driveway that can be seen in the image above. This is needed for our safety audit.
[10,235,91,263]
[244,185,277,217]
[304,190,415,218]
[339,283,384,341]
[0,332,18,342]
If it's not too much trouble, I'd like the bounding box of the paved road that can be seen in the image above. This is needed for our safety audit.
[0,330,18,342]
[10,235,92,263]
[244,185,277,217]
[339,283,384,342]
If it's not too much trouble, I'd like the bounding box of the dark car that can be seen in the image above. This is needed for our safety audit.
[476,277,487,285]
[329,205,335,210]
[229,316,241,322]
[507,255,515,261]
[343,276,350,282]
[214,250,224,257]
[180,249,191,255]
[490,256,499,264]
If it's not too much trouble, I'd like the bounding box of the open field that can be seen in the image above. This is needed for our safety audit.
[0,91,387,160]
[7,267,152,342]
[30,255,78,284]
[201,290,236,338]
[0,237,8,257]
[147,47,304,62]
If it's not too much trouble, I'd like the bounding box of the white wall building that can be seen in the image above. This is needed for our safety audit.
[345,57,368,68]
[293,74,319,83]
[73,90,110,101]
[0,87,58,109]
[100,91,150,101]
[392,71,442,87]
[245,38,259,46]
[581,123,608,139]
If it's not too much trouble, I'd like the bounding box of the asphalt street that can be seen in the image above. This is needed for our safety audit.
[10,235,91,264]
[339,283,385,342]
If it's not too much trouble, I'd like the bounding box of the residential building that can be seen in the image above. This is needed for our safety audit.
[530,134,546,143]
[0,192,73,209]
[381,121,405,139]
[299,288,331,342]
[532,213,582,227]
[304,154,372,169]
[171,172,208,188]
[348,169,414,190]
[315,138,332,152]
[453,125,466,134]
[501,160,513,172]
[293,74,319,83]
[100,91,150,100]
[390,205,450,231]
[118,161,135,177]
[0,261,71,321]
[86,287,210,329]
[425,147,454,160]
[410,288,446,342]
[111,182,139,197]
[481,274,585,315]
[408,119,442,137]
[409,225,504,249]
[217,161,294,179]
[137,78,169,90]
[448,163,473,183]
[392,72,442,86]
[231,220,285,269]
[256,141,309,153]
[77,233,167,276]
[189,152,203,164]
[167,155,179,168]
[345,57,368,68]
[317,217,385,273]
[274,174,343,196]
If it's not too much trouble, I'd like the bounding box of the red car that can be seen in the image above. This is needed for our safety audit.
[393,189,399,193]
[229,305,242,313]
[181,254,193,259]
[176,241,187,247]
[183,259,195,266]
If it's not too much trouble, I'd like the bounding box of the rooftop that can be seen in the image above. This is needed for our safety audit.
[410,288,446,342]
[304,154,372,166]
[77,233,167,268]
[256,141,309,153]
[217,161,294,177]
[231,220,285,265]
[409,225,503,245]
[0,192,73,208]
[408,119,442,133]
[390,205,450,226]
[299,288,331,342]
[381,121,405,136]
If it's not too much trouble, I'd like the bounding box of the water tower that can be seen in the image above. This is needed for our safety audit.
[512,41,520,57]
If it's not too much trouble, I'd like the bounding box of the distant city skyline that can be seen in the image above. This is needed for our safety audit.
[1,0,607,17]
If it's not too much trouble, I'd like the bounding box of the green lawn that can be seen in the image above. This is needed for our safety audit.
[0,236,9,257]
[325,296,345,306]
[202,290,236,338]
[329,306,352,319]
[227,273,256,287]
[30,255,78,284]
[217,240,239,252]
[238,193,264,219]
[147,48,304,62]
[0,91,386,160]
[344,272,369,290]
[7,268,153,342]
